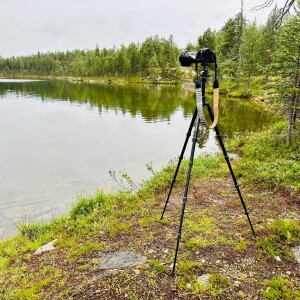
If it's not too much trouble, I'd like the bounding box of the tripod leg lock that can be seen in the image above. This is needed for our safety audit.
[183,196,187,203]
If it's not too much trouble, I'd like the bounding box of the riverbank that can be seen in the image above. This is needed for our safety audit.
[0,73,280,101]
[0,120,299,298]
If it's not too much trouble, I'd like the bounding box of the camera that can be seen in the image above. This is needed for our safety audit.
[179,48,216,67]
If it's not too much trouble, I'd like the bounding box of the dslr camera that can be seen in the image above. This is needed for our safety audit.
[179,48,216,67]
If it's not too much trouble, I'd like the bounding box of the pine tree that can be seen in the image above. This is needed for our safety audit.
[272,15,300,144]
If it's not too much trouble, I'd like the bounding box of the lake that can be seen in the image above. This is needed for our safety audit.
[0,79,272,238]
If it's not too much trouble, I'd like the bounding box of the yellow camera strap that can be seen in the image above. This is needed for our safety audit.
[209,80,219,129]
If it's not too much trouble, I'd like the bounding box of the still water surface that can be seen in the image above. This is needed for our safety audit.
[0,79,272,238]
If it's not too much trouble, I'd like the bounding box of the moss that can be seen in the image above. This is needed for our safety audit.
[262,277,300,299]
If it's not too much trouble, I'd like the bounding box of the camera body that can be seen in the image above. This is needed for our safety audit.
[179,48,216,67]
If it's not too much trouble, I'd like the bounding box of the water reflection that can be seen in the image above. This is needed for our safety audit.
[0,79,271,137]
[0,79,273,238]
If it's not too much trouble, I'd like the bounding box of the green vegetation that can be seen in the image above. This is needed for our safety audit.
[228,121,300,193]
[0,131,299,298]
[209,273,232,296]
[263,276,300,299]
[257,219,300,260]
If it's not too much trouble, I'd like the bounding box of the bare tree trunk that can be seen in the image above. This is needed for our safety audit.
[236,0,244,87]
[287,46,300,145]
[287,97,295,145]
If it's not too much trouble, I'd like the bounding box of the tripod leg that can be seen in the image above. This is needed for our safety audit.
[204,103,256,238]
[160,107,198,220]
[172,117,201,276]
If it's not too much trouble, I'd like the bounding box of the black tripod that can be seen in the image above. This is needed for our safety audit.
[160,63,256,276]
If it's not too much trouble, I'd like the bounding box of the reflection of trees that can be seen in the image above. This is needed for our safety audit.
[197,125,210,149]
[0,80,195,122]
[205,96,274,138]
[0,80,274,137]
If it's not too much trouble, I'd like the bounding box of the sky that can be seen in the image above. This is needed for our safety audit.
[0,0,288,58]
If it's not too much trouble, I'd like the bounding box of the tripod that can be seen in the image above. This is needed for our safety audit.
[160,63,256,276]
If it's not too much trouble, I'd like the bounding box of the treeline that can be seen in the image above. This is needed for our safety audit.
[0,35,180,81]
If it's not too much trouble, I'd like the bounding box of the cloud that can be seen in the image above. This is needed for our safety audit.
[0,0,286,57]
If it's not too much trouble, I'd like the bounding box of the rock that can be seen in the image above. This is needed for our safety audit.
[99,251,147,270]
[228,153,240,161]
[34,239,58,255]
[186,283,192,289]
[275,256,282,262]
[216,260,221,264]
[197,274,210,287]
[148,249,155,254]
[286,271,291,276]
[292,246,300,263]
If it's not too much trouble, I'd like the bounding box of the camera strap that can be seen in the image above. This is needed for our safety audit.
[210,79,219,129]
[196,83,209,129]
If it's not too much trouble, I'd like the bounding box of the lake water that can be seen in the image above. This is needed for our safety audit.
[0,79,273,238]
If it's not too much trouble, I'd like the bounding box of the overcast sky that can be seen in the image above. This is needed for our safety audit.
[0,0,287,58]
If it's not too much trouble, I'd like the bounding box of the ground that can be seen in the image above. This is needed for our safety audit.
[1,173,299,299]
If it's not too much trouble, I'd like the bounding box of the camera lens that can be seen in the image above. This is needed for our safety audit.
[179,50,197,67]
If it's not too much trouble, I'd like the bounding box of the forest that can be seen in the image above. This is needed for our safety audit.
[0,5,299,144]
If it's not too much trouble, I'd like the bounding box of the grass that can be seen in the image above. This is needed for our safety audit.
[262,276,300,299]
[257,219,300,260]
[227,121,300,194]
[0,118,299,298]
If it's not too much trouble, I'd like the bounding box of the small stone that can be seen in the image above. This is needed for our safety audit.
[148,249,155,254]
[34,239,58,255]
[275,256,282,262]
[99,251,146,270]
[201,258,206,264]
[197,274,210,287]
[292,246,300,263]
[286,271,291,276]
[186,283,192,289]
[249,271,254,277]
[216,260,221,264]
[163,249,169,254]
